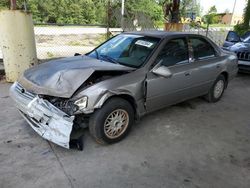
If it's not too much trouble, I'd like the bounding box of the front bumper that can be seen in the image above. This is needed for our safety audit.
[238,60,250,73]
[9,82,74,149]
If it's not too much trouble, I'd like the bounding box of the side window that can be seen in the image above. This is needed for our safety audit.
[190,38,216,60]
[157,38,189,67]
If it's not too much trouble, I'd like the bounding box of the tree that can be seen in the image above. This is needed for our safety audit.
[204,5,219,25]
[243,0,250,28]
[159,0,202,23]
[0,0,9,9]
[208,5,217,14]
[0,0,164,26]
[124,0,163,22]
[180,0,202,18]
[160,0,181,23]
[234,0,250,35]
[203,5,219,36]
[0,0,24,9]
[110,0,163,27]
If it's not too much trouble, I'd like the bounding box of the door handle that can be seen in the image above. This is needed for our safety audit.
[216,64,221,68]
[185,72,191,76]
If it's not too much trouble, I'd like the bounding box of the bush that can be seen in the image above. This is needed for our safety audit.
[234,23,249,36]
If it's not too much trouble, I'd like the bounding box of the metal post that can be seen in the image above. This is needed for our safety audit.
[106,0,111,40]
[230,0,237,26]
[121,0,125,31]
[192,0,194,21]
[23,0,28,12]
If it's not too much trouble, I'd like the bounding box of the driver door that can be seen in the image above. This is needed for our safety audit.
[146,37,196,112]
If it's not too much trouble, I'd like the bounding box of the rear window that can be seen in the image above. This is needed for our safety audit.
[190,38,216,60]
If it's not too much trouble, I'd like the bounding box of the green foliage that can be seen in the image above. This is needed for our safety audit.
[203,5,219,25]
[234,0,250,35]
[122,0,164,23]
[0,0,27,10]
[234,23,248,36]
[0,0,202,26]
[203,13,219,25]
[0,0,9,9]
[0,0,106,24]
[46,51,54,58]
[208,5,217,14]
[243,0,250,28]
[158,0,202,19]
[180,0,202,18]
[27,0,101,24]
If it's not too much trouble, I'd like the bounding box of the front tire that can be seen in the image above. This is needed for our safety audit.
[89,98,134,144]
[205,75,226,103]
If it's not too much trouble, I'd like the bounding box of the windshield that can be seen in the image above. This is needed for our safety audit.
[88,34,160,68]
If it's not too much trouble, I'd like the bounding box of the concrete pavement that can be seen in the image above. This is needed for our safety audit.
[0,74,250,188]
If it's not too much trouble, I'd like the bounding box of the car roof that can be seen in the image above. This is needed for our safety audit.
[124,30,202,39]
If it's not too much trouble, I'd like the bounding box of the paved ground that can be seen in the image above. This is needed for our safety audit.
[0,74,250,188]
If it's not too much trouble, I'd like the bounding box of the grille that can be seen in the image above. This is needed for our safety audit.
[15,83,35,100]
[235,51,250,61]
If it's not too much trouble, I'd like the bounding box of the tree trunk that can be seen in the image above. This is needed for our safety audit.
[10,0,17,10]
[171,0,180,23]
[206,23,209,37]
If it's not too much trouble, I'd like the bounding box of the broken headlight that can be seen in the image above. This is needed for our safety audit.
[74,96,88,110]
[43,96,79,116]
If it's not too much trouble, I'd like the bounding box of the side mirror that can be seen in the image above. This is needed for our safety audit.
[152,65,172,78]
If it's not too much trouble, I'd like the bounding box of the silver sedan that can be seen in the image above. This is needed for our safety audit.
[10,31,238,149]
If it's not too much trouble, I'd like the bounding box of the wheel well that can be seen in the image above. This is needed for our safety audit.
[221,72,228,81]
[221,72,229,87]
[106,94,137,116]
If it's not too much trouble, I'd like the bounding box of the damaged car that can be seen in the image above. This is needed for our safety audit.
[10,31,238,149]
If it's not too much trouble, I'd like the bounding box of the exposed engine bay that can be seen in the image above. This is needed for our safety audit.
[43,70,130,116]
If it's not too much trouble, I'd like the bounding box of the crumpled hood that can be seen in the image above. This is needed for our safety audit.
[19,55,134,98]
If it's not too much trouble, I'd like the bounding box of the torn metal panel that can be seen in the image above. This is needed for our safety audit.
[10,82,74,148]
[71,68,148,116]
[18,55,134,98]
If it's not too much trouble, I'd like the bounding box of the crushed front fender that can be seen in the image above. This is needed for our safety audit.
[10,82,74,149]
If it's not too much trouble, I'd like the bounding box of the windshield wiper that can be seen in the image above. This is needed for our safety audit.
[100,54,119,64]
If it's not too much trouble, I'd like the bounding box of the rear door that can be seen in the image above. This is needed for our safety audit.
[187,36,222,95]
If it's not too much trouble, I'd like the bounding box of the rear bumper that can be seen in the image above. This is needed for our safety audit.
[9,82,74,149]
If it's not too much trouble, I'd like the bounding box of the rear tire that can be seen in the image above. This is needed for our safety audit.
[89,98,134,144]
[205,75,226,103]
